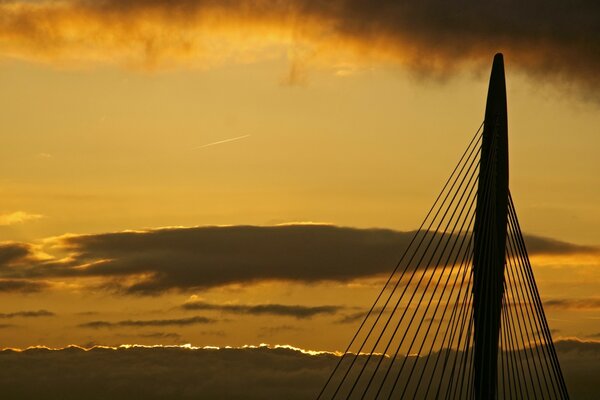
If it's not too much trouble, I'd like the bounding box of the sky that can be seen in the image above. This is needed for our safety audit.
[0,0,599,397]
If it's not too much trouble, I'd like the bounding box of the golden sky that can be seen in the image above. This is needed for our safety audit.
[0,0,599,358]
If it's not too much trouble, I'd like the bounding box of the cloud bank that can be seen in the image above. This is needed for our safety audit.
[0,224,596,295]
[0,1,598,98]
[0,340,597,399]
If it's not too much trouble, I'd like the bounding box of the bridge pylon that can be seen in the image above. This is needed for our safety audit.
[472,53,509,400]
[317,54,569,400]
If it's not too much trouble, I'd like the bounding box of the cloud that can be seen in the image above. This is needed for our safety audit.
[137,332,182,340]
[0,310,54,319]
[181,300,342,319]
[543,298,600,310]
[0,242,35,267]
[1,225,425,294]
[0,1,598,98]
[0,224,595,295]
[0,340,597,399]
[0,211,43,226]
[554,338,600,355]
[0,279,49,293]
[334,305,394,324]
[586,333,600,339]
[523,235,598,255]
[78,316,216,329]
[336,310,370,324]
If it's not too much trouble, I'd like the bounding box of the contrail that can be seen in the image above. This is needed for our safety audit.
[194,134,251,149]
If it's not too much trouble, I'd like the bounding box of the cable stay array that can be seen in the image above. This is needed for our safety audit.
[316,118,569,399]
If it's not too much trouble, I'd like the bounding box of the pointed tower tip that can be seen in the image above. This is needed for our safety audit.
[490,53,506,83]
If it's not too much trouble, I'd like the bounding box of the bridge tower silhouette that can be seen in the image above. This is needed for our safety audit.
[317,54,569,399]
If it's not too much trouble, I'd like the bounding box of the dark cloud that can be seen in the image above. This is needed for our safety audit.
[78,316,215,329]
[0,225,434,294]
[335,306,387,324]
[336,311,367,324]
[523,235,597,255]
[553,339,600,398]
[543,298,600,310]
[334,305,402,324]
[0,243,51,293]
[0,279,49,293]
[554,338,600,355]
[0,1,598,98]
[181,300,342,319]
[0,310,54,319]
[0,225,595,295]
[0,340,597,399]
[0,242,31,267]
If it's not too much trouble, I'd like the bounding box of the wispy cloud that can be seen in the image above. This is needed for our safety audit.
[181,301,342,319]
[0,211,43,226]
[193,134,250,150]
[78,316,216,329]
[0,310,54,319]
[543,298,600,310]
[137,332,182,340]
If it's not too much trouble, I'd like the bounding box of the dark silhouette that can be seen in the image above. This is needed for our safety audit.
[472,53,509,399]
[317,54,569,399]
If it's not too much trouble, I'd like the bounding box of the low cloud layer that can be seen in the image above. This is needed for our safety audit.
[0,340,597,399]
[78,316,215,329]
[0,224,596,295]
[0,1,598,98]
[181,300,342,319]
